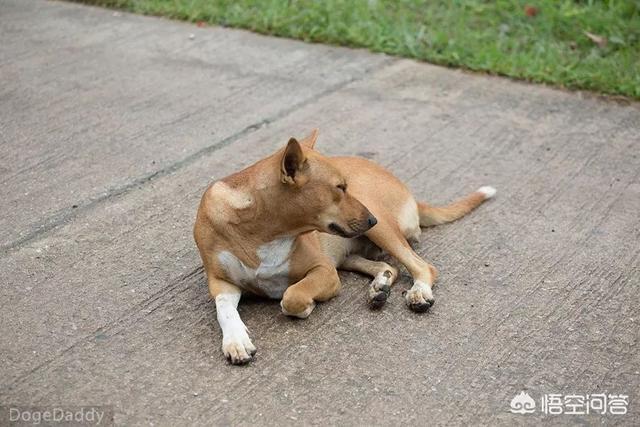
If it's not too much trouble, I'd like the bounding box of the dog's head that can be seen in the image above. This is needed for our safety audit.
[277,129,377,238]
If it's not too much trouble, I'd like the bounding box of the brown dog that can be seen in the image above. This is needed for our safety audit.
[194,129,495,364]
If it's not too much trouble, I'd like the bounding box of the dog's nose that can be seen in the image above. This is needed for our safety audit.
[367,215,378,228]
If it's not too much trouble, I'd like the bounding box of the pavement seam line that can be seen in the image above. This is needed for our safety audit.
[1,58,395,256]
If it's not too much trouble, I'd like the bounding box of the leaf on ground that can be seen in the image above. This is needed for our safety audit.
[524,5,538,17]
[584,31,607,48]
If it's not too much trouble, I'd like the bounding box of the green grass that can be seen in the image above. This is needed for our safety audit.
[77,0,640,99]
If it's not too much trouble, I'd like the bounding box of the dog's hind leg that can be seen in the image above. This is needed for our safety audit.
[340,255,398,309]
[365,219,438,312]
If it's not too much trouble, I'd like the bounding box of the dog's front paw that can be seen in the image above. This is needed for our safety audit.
[222,332,256,365]
[281,288,316,319]
[404,280,435,313]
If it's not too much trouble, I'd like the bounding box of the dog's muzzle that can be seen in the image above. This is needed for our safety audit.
[329,214,377,238]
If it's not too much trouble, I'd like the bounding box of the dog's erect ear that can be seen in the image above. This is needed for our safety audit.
[300,128,319,149]
[281,138,307,185]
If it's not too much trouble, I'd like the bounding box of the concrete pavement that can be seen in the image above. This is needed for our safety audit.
[1,0,639,425]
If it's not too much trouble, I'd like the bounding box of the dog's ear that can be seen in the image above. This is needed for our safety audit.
[300,128,319,149]
[281,138,307,185]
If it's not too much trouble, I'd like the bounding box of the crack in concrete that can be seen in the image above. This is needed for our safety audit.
[0,59,394,256]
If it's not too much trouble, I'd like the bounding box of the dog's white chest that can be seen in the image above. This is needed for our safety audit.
[218,237,293,298]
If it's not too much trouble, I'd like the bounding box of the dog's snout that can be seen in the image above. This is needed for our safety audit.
[367,214,377,228]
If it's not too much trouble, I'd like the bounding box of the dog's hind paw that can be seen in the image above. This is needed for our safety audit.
[404,280,435,313]
[368,270,393,309]
[368,288,389,309]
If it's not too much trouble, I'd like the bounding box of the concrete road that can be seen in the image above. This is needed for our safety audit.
[1,0,639,425]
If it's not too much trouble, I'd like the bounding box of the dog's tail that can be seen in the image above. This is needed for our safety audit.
[418,186,496,227]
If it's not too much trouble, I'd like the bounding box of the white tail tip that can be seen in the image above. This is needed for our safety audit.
[477,186,497,199]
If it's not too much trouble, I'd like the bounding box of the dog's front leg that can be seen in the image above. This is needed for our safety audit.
[210,278,256,365]
[281,265,341,318]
